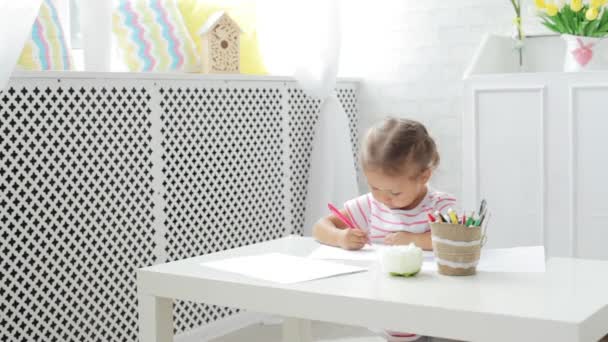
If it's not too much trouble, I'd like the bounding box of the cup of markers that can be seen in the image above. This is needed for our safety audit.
[426,200,490,276]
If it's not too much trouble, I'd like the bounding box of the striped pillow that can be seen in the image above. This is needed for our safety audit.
[17,0,73,71]
[112,0,199,72]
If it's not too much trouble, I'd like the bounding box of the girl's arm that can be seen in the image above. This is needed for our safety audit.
[312,209,368,250]
[384,231,433,250]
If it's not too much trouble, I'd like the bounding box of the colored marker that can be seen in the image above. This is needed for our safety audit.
[447,208,459,224]
[465,215,474,227]
[328,203,371,245]
[464,211,474,226]
[442,213,451,223]
[434,211,445,223]
[427,212,437,222]
[479,199,487,215]
[474,212,485,227]
[476,211,487,227]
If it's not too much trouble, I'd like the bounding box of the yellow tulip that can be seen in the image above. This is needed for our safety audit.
[591,0,602,8]
[545,3,559,16]
[571,0,583,12]
[534,0,546,8]
[586,6,599,20]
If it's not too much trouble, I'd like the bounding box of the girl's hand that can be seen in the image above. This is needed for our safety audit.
[384,231,433,250]
[338,228,367,250]
[384,231,414,246]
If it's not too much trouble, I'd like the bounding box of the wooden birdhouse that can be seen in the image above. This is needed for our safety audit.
[198,11,242,74]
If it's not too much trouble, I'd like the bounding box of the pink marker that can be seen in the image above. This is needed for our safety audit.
[327,203,371,245]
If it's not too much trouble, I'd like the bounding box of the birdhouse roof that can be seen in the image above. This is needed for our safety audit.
[197,11,243,36]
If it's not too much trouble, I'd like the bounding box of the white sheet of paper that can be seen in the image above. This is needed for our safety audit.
[309,243,435,262]
[477,246,545,272]
[421,261,438,272]
[201,253,367,284]
[421,246,546,273]
[308,244,383,261]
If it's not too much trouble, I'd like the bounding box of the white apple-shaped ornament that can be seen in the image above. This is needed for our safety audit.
[380,243,424,277]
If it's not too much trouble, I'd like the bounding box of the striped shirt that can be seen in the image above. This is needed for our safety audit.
[343,188,457,242]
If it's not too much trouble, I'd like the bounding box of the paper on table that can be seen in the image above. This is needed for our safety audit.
[309,244,381,261]
[477,246,545,272]
[201,253,367,284]
[422,246,546,273]
[309,243,435,262]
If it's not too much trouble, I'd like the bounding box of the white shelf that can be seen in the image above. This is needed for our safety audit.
[464,34,573,77]
[9,70,361,84]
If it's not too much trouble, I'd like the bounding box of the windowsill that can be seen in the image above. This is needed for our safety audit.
[10,70,362,83]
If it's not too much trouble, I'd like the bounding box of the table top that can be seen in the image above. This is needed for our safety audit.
[138,236,608,342]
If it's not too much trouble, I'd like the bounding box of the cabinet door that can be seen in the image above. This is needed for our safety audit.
[474,88,544,248]
[573,86,608,260]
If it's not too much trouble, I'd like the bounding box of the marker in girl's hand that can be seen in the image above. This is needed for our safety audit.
[327,203,371,245]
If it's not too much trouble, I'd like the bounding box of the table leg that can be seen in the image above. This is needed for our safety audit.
[282,317,312,342]
[138,293,173,342]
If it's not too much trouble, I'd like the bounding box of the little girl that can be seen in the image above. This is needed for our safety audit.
[312,117,457,342]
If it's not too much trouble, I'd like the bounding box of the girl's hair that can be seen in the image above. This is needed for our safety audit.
[360,117,439,178]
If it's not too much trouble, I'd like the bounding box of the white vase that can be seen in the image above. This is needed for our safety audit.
[562,34,608,72]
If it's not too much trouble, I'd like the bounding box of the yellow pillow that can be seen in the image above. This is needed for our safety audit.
[177,0,266,75]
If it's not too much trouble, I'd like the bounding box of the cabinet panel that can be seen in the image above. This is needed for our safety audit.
[475,88,544,248]
[573,87,608,260]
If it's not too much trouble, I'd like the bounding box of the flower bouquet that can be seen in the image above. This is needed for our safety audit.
[534,0,608,71]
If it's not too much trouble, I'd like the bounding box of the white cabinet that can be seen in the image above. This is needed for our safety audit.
[463,35,608,259]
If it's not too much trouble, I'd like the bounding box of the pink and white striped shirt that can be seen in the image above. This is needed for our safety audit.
[343,188,457,242]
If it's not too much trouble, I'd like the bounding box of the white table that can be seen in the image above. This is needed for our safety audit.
[137,236,608,342]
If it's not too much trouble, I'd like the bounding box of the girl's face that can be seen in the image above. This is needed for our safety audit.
[364,167,431,210]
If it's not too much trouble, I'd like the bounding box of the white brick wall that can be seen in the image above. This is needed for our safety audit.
[339,0,536,200]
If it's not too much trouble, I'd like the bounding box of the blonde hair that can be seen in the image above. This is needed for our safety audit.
[360,117,439,178]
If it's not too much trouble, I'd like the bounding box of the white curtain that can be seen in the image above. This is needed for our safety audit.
[78,0,112,71]
[0,0,43,90]
[257,0,359,236]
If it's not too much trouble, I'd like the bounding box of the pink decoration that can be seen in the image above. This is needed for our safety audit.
[572,38,594,67]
